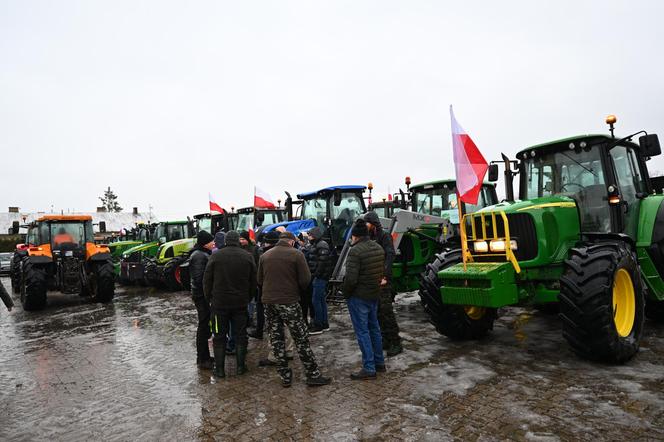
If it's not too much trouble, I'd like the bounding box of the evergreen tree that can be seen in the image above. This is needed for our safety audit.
[99,187,123,212]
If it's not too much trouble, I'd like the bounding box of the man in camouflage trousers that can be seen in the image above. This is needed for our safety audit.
[364,211,403,356]
[258,231,331,388]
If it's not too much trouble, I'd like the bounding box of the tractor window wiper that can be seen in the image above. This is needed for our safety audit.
[560,151,598,178]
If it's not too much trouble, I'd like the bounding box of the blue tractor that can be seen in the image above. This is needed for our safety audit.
[260,185,368,254]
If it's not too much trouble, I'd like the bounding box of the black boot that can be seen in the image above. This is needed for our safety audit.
[213,344,226,378]
[236,346,248,375]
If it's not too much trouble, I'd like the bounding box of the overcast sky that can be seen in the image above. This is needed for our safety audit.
[2,1,663,219]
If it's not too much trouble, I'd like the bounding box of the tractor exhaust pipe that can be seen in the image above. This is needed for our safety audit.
[502,153,515,202]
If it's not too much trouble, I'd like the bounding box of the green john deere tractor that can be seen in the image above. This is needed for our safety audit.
[390,178,498,293]
[145,212,232,291]
[420,115,664,363]
[119,220,193,286]
[107,223,156,279]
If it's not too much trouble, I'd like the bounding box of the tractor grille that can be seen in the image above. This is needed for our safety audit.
[469,213,538,261]
[125,251,142,263]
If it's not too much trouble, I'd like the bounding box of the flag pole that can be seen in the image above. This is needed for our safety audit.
[457,191,467,271]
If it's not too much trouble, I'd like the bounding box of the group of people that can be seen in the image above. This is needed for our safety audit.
[188,210,405,387]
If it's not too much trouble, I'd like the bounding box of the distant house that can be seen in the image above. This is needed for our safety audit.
[0,207,159,240]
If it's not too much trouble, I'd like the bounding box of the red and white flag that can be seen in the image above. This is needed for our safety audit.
[254,186,276,209]
[209,193,224,214]
[450,106,488,205]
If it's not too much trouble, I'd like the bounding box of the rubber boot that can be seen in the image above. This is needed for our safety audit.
[236,346,248,375]
[213,344,226,378]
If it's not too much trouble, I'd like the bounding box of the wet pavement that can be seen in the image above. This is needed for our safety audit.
[1,276,664,441]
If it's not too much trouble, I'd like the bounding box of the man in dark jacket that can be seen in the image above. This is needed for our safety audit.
[364,211,402,356]
[204,231,256,378]
[240,230,261,329]
[189,230,215,369]
[249,230,279,340]
[258,231,331,388]
[343,219,386,380]
[305,227,332,334]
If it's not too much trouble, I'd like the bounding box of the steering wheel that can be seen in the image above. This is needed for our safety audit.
[560,182,584,192]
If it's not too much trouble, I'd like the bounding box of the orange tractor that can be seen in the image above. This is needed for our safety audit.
[11,215,115,310]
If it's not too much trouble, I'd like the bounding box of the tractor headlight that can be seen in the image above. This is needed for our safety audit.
[473,241,489,253]
[489,239,518,252]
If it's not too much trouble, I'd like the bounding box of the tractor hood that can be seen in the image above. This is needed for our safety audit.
[156,238,196,262]
[122,241,158,258]
[468,195,580,267]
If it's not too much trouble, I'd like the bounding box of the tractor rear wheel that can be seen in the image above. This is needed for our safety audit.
[419,249,496,340]
[559,242,644,363]
[144,260,162,288]
[164,257,187,291]
[90,261,115,303]
[20,257,47,311]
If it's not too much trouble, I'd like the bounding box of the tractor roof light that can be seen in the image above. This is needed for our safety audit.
[606,114,617,125]
[405,176,411,186]
[609,196,621,205]
[368,182,374,191]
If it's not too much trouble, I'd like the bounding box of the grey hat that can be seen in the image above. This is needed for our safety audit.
[225,230,241,246]
[214,231,226,249]
[364,211,381,227]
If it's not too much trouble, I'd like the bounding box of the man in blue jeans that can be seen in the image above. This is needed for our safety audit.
[305,227,332,335]
[342,219,386,380]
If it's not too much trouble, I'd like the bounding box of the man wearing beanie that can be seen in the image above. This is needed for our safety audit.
[258,231,331,387]
[239,230,261,329]
[204,230,257,378]
[188,230,215,369]
[343,218,386,380]
[364,211,402,356]
[212,231,225,253]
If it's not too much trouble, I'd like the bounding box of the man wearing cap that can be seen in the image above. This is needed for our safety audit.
[249,230,279,340]
[258,231,331,387]
[343,218,386,380]
[188,230,215,369]
[364,211,402,357]
[204,231,256,378]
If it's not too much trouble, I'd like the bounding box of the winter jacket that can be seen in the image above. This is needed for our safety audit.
[188,245,211,299]
[258,239,311,305]
[370,225,395,282]
[243,243,262,266]
[305,227,332,280]
[204,244,257,311]
[342,237,385,301]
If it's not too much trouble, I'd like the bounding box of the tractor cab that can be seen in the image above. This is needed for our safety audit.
[235,206,287,232]
[410,180,498,224]
[153,220,194,245]
[193,212,231,236]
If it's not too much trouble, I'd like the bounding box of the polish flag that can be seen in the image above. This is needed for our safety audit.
[254,186,276,209]
[209,193,224,214]
[450,106,488,204]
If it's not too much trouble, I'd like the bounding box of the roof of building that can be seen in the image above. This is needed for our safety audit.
[0,211,159,234]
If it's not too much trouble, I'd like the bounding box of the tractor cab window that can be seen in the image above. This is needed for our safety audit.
[257,211,281,227]
[27,226,40,246]
[610,144,645,236]
[236,213,254,231]
[198,218,212,234]
[166,224,185,241]
[138,228,149,241]
[50,222,85,248]
[464,186,494,214]
[302,197,328,226]
[522,147,610,232]
[372,206,387,218]
[413,187,458,220]
[330,192,365,245]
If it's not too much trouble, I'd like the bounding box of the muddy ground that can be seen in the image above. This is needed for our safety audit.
[1,277,663,441]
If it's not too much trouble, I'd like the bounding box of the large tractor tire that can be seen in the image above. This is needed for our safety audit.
[144,260,163,288]
[90,261,115,303]
[20,257,47,311]
[559,242,644,363]
[10,252,23,293]
[163,257,187,292]
[419,249,497,340]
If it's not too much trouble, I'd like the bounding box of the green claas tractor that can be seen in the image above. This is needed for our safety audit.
[107,223,156,279]
[144,212,232,291]
[420,115,664,363]
[119,220,194,286]
[390,178,499,293]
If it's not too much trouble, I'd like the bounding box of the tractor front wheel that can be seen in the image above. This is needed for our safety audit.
[164,256,187,291]
[90,261,115,303]
[559,242,644,363]
[419,249,496,340]
[20,257,47,311]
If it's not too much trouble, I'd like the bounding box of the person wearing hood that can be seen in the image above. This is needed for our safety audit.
[204,230,257,378]
[212,231,226,253]
[364,211,402,357]
[189,230,216,369]
[305,226,332,335]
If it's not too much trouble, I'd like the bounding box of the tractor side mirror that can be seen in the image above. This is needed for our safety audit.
[333,191,342,206]
[488,164,499,182]
[639,134,661,158]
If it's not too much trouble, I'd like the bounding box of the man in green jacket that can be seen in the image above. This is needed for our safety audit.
[342,219,386,380]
